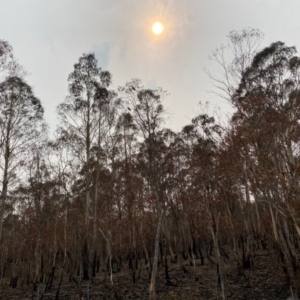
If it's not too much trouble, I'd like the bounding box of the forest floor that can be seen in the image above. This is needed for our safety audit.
[0,249,294,300]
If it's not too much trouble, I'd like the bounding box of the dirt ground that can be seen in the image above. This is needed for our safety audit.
[0,250,294,299]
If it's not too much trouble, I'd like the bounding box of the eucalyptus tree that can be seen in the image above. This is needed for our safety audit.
[120,79,168,300]
[0,76,46,241]
[57,53,112,280]
[57,53,111,228]
[232,41,300,212]
[179,115,228,296]
[229,41,300,293]
[209,32,300,286]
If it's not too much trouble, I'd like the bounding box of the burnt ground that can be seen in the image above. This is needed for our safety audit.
[0,250,294,300]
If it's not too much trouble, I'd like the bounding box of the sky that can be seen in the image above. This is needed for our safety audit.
[0,0,300,134]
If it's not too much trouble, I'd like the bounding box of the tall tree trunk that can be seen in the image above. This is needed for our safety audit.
[149,203,163,300]
[210,212,225,300]
[0,117,12,242]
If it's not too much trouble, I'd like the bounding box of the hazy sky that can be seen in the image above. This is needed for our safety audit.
[1,0,299,133]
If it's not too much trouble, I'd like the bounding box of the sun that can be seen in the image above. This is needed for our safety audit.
[152,22,164,35]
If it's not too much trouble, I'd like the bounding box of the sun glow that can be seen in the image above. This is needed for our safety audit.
[152,22,164,35]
